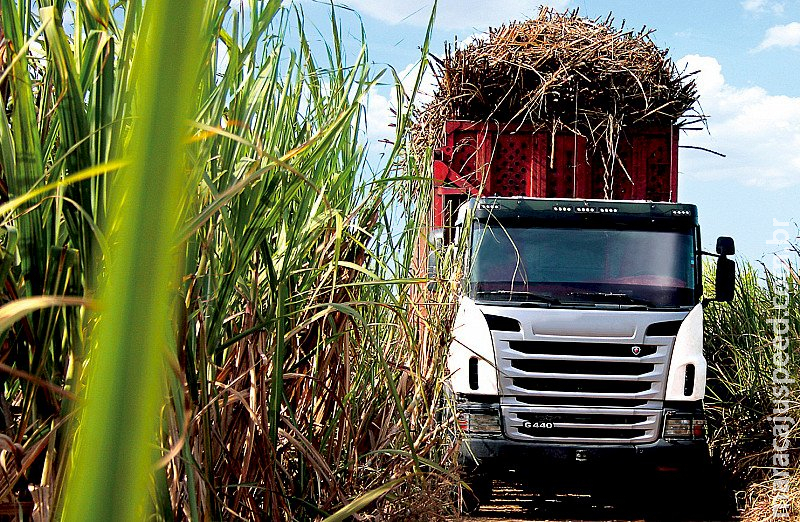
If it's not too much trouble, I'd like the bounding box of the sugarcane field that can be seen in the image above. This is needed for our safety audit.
[0,1,797,521]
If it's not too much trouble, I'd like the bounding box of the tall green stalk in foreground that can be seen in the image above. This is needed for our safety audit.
[1,1,455,518]
[62,2,203,519]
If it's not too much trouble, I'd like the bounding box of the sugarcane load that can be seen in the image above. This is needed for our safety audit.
[417,8,736,514]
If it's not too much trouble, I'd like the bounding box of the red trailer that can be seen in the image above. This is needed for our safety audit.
[431,121,679,233]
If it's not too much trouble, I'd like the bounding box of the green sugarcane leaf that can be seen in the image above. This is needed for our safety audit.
[61,0,205,520]
[0,296,88,335]
[322,476,409,522]
[1,0,46,291]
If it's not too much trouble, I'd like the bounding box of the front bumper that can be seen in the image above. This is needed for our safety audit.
[460,436,710,488]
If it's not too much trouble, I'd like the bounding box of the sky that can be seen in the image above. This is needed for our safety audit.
[296,0,799,263]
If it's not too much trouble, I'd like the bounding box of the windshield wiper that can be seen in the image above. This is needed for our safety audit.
[476,290,560,305]
[567,291,652,307]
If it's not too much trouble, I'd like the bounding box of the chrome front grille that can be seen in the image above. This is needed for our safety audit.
[508,340,659,358]
[499,340,669,403]
[503,406,661,443]
[509,357,656,376]
[480,306,683,445]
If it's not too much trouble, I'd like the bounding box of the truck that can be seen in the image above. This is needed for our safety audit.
[429,121,735,511]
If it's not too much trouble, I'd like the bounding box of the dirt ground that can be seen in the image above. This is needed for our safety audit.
[463,483,640,522]
[462,482,732,522]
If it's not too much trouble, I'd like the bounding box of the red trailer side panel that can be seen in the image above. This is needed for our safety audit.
[431,121,679,231]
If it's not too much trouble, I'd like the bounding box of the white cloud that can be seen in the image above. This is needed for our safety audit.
[364,90,396,145]
[397,61,438,107]
[741,0,785,13]
[755,22,800,50]
[389,34,488,109]
[458,31,490,49]
[363,58,437,147]
[678,54,800,188]
[341,0,570,30]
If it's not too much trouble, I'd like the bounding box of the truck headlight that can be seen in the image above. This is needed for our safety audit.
[663,413,706,440]
[458,412,501,435]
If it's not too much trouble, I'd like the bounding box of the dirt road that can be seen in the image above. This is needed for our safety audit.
[464,483,641,522]
[463,482,729,522]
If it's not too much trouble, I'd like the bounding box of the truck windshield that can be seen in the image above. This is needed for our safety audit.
[470,224,696,308]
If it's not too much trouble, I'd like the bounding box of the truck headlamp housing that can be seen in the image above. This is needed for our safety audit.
[663,412,706,440]
[457,411,501,435]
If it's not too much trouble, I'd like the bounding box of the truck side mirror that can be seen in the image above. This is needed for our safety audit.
[716,236,735,256]
[714,256,736,302]
[427,228,445,292]
[427,250,438,291]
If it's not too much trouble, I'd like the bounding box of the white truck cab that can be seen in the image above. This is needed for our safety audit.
[443,197,735,510]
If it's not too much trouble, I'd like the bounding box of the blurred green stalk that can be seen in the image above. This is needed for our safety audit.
[61,1,203,520]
